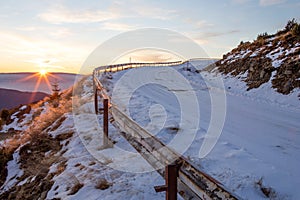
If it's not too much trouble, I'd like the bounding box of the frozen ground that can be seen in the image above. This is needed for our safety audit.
[0,80,167,199]
[1,60,299,199]
[99,61,300,199]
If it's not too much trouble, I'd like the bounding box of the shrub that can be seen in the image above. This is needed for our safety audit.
[285,18,297,31]
[291,23,300,37]
[257,32,269,40]
[0,109,10,121]
[69,183,84,195]
[0,147,13,186]
[95,178,112,190]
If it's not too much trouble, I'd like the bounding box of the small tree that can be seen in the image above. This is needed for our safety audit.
[0,109,10,121]
[285,18,297,31]
[51,79,61,107]
[51,79,61,98]
[291,23,300,37]
[257,32,269,40]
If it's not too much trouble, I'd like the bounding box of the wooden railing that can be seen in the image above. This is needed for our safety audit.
[93,61,240,200]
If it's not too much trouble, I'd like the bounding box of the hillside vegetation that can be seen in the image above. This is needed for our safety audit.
[215,19,300,94]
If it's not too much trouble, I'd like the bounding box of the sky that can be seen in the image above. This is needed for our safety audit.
[0,0,299,74]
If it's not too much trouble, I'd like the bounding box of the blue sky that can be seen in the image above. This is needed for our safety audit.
[0,0,299,73]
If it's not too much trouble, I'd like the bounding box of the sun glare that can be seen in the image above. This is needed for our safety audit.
[39,69,47,76]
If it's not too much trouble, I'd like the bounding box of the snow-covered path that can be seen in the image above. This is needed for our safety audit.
[208,90,300,199]
[101,63,300,199]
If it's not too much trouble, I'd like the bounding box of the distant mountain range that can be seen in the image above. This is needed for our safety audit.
[0,72,79,94]
[0,88,48,110]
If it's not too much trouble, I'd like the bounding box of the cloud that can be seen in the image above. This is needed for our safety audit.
[193,38,209,45]
[195,20,214,28]
[113,49,181,64]
[231,0,250,4]
[0,32,89,72]
[259,0,287,6]
[25,58,65,70]
[39,2,177,25]
[100,22,135,31]
[17,26,73,38]
[184,18,214,29]
[38,6,118,24]
[187,29,239,46]
[133,5,177,20]
[49,28,73,38]
[200,30,240,38]
[108,1,177,20]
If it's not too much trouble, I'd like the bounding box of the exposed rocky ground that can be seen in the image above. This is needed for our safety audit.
[215,20,300,94]
[0,87,73,199]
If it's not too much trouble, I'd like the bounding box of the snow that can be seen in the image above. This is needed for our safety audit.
[1,117,22,131]
[97,61,300,199]
[266,46,300,68]
[285,46,300,55]
[0,149,24,192]
[41,80,170,199]
[1,59,299,199]
[47,112,167,200]
[20,105,27,111]
[250,47,264,57]
[1,107,34,132]
[188,59,217,69]
[222,49,252,64]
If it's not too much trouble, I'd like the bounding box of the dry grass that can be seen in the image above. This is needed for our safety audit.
[68,183,84,195]
[0,88,74,199]
[0,147,13,186]
[95,178,112,190]
[256,178,277,198]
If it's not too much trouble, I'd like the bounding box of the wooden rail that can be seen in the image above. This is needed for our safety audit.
[93,61,240,200]
[93,61,183,76]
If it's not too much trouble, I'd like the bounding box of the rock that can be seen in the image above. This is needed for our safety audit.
[284,70,293,75]
[260,70,265,79]
[283,79,292,94]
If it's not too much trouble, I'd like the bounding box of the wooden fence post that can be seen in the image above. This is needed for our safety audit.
[103,98,109,146]
[94,89,98,114]
[154,164,178,200]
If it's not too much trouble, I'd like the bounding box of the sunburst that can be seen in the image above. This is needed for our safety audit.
[39,69,47,76]
[17,70,61,103]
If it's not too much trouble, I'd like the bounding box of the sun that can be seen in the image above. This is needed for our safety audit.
[39,69,47,76]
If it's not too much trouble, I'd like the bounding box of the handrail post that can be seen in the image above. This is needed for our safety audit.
[154,164,179,200]
[103,98,109,146]
[94,88,98,114]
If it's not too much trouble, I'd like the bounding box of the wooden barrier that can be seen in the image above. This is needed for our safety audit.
[93,61,240,200]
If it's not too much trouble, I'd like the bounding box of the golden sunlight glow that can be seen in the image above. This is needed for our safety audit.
[39,69,47,76]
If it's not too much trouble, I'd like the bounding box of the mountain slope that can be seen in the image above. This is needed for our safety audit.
[0,60,299,199]
[0,88,48,110]
[0,77,165,200]
[214,20,300,95]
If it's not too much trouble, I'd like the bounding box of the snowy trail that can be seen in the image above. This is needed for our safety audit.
[103,63,300,199]
[201,89,300,199]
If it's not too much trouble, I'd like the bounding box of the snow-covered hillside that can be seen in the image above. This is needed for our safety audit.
[215,23,300,95]
[0,77,166,200]
[0,58,299,199]
[99,61,300,199]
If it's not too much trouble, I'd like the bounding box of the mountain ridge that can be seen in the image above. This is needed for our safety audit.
[0,88,49,110]
[214,19,300,95]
